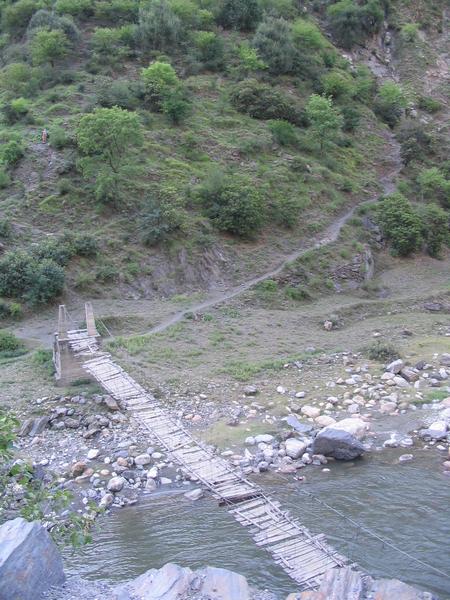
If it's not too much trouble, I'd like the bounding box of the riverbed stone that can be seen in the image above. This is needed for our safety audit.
[0,517,65,600]
[327,418,369,440]
[255,434,274,444]
[184,488,203,501]
[386,359,404,374]
[285,438,308,459]
[198,566,250,599]
[420,421,448,440]
[99,493,114,509]
[312,428,365,461]
[371,577,434,599]
[296,566,366,599]
[107,476,126,492]
[301,405,321,418]
[134,454,152,466]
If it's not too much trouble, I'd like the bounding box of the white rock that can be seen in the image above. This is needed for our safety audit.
[134,453,152,466]
[285,438,308,459]
[99,493,114,508]
[184,488,203,501]
[399,454,414,463]
[301,405,321,418]
[393,376,409,388]
[276,386,286,394]
[386,359,404,374]
[295,391,306,398]
[87,449,100,460]
[315,415,336,427]
[254,434,274,444]
[147,466,159,479]
[245,436,256,445]
[326,418,369,440]
[160,477,172,485]
[107,476,125,492]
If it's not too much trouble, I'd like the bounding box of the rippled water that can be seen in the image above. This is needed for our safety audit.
[65,445,450,599]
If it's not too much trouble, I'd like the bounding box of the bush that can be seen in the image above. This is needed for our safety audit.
[268,120,297,146]
[327,0,384,49]
[30,29,69,67]
[236,43,267,74]
[140,189,187,245]
[28,10,80,42]
[417,95,442,114]
[0,330,22,353]
[25,259,65,305]
[342,105,361,132]
[253,17,296,74]
[397,121,432,165]
[305,94,343,153]
[417,167,450,208]
[198,174,265,237]
[2,0,37,34]
[0,62,38,96]
[366,341,399,362]
[96,77,139,110]
[230,79,303,125]
[375,192,422,256]
[418,203,449,258]
[162,87,191,124]
[32,238,73,266]
[0,139,24,167]
[137,0,182,52]
[49,125,71,149]
[2,97,30,124]
[94,0,139,23]
[0,170,11,189]
[54,0,94,18]
[217,0,261,31]
[69,234,99,257]
[91,27,122,58]
[285,285,311,301]
[374,82,407,128]
[141,60,179,109]
[192,31,224,70]
[400,23,419,42]
[321,69,355,100]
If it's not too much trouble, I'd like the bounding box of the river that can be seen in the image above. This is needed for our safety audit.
[65,442,450,599]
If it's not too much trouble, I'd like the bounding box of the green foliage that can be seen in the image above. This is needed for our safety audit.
[230,79,303,125]
[137,0,182,52]
[217,0,261,31]
[0,139,24,167]
[0,250,64,305]
[417,167,450,208]
[417,203,449,258]
[140,189,187,245]
[96,77,139,110]
[417,95,442,114]
[400,23,419,42]
[327,0,385,49]
[1,0,37,34]
[91,26,122,57]
[161,86,191,124]
[366,341,399,362]
[397,121,431,165]
[141,60,179,107]
[197,172,265,237]
[0,330,22,353]
[375,192,422,256]
[2,97,30,124]
[354,65,376,104]
[192,30,224,70]
[237,43,267,74]
[374,82,407,128]
[268,119,296,146]
[54,0,94,19]
[0,169,10,189]
[28,10,80,42]
[253,17,296,74]
[94,0,138,23]
[77,106,143,202]
[68,233,99,257]
[49,125,71,149]
[30,29,69,67]
[0,62,38,97]
[305,94,343,153]
[321,69,355,100]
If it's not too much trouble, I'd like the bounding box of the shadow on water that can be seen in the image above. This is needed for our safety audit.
[65,446,450,599]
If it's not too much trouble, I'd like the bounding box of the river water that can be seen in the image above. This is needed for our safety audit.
[65,444,450,599]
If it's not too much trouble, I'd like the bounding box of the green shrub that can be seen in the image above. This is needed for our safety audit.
[2,97,30,124]
[0,169,11,189]
[271,195,304,227]
[397,121,432,165]
[0,139,24,167]
[25,259,65,305]
[374,82,407,128]
[68,234,99,257]
[0,62,38,96]
[236,43,267,74]
[137,0,182,52]
[342,105,361,132]
[96,77,139,110]
[55,0,94,18]
[0,330,23,353]
[400,23,419,42]
[49,125,71,149]
[375,193,422,256]
[192,31,224,70]
[217,0,261,31]
[305,94,343,153]
[91,27,123,57]
[30,29,69,67]
[366,341,399,362]
[94,0,139,23]
[95,264,119,282]
[253,17,295,74]
[417,95,442,114]
[141,60,180,109]
[33,238,73,266]
[418,203,449,258]
[417,167,450,208]
[327,0,384,49]
[354,65,376,104]
[268,119,297,145]
[321,69,355,100]
[161,87,191,124]
[1,0,37,34]
[140,189,187,245]
[285,285,311,301]
[230,79,303,125]
[28,10,80,42]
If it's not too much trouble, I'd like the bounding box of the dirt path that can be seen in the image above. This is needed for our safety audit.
[146,130,402,336]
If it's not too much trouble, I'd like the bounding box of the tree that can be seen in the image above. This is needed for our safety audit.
[375,193,422,256]
[230,79,302,125]
[253,17,296,74]
[217,0,261,31]
[305,94,343,153]
[30,29,69,67]
[2,0,37,35]
[77,107,143,202]
[374,82,407,128]
[137,0,182,52]
[327,0,384,49]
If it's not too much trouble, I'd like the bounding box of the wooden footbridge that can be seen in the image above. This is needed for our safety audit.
[54,305,350,591]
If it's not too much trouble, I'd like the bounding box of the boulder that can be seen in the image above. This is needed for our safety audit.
[254,434,274,444]
[285,438,308,459]
[297,567,366,599]
[0,517,65,600]
[315,415,336,427]
[440,353,450,367]
[19,416,50,437]
[134,454,152,466]
[327,418,369,440]
[198,566,250,599]
[301,405,321,418]
[312,428,365,461]
[285,415,313,433]
[104,396,120,411]
[70,461,87,478]
[400,368,419,383]
[243,385,258,396]
[386,359,404,374]
[371,578,435,599]
[420,421,448,440]
[183,488,203,501]
[107,476,126,492]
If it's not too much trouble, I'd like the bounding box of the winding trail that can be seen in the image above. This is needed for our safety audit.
[146,131,402,336]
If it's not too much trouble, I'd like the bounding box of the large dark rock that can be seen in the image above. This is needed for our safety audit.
[312,428,365,460]
[0,517,65,600]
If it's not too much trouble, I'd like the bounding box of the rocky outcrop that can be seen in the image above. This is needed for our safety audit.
[115,563,250,600]
[0,518,65,600]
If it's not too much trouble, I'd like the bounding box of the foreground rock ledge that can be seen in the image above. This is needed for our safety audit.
[0,518,65,600]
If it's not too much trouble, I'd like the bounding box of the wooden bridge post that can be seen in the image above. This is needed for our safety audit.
[85,302,98,337]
